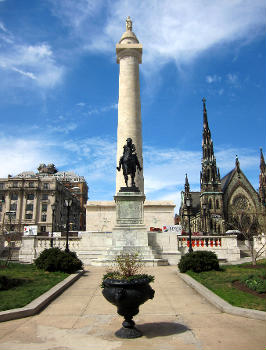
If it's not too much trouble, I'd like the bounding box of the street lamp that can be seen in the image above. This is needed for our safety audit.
[64,199,72,252]
[50,203,56,248]
[186,198,193,253]
[6,211,16,233]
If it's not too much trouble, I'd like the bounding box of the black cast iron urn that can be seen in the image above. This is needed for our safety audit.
[102,277,155,338]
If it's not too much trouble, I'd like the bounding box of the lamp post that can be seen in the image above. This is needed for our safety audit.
[50,203,56,248]
[186,198,193,253]
[64,199,72,252]
[6,211,16,233]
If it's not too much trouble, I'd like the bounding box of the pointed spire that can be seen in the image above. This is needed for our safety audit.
[235,155,240,175]
[185,173,190,193]
[202,97,209,129]
[260,148,266,173]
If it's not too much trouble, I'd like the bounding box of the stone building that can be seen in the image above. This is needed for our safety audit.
[37,165,88,230]
[0,164,87,235]
[180,99,266,234]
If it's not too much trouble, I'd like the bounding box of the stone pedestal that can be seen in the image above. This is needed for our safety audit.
[106,189,167,265]
[112,190,147,248]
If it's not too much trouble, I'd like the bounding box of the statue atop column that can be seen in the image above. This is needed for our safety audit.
[117,138,142,188]
[126,16,132,31]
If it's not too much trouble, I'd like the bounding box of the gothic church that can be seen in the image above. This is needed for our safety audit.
[180,99,266,234]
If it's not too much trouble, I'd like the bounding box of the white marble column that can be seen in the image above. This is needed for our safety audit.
[116,17,144,194]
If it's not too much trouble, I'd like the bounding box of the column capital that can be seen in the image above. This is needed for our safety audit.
[116,44,142,64]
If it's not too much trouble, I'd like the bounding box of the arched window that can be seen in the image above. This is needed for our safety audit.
[216,199,219,209]
[209,199,212,209]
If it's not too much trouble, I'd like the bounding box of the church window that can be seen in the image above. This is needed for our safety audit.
[209,199,212,209]
[233,195,249,210]
[216,200,219,209]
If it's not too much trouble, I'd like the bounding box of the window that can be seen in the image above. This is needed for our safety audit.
[42,194,48,200]
[42,203,47,212]
[29,182,34,188]
[0,183,4,189]
[26,204,33,211]
[41,214,47,222]
[12,181,18,188]
[27,193,34,200]
[40,226,46,232]
[0,195,5,202]
[43,183,49,189]
[216,200,219,209]
[0,204,2,212]
[10,203,17,211]
[25,213,32,219]
[11,193,18,200]
[209,199,212,209]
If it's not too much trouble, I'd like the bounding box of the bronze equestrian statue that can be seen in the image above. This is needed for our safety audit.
[117,138,142,188]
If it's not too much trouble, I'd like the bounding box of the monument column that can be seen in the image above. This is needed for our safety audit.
[116,16,144,193]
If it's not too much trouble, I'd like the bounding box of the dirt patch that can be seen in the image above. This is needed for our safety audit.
[240,264,266,269]
[232,281,266,299]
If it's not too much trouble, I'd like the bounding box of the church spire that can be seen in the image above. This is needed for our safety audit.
[259,148,266,205]
[202,97,209,129]
[185,173,190,194]
[201,98,221,192]
[260,148,266,173]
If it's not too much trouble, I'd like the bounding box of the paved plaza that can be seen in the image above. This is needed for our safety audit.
[0,266,265,350]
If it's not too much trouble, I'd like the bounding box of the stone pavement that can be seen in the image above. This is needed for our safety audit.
[0,266,265,350]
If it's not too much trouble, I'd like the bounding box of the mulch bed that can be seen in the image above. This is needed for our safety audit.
[232,281,266,299]
[240,264,266,269]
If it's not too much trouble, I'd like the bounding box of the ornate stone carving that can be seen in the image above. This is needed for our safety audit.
[37,163,58,174]
[233,195,249,210]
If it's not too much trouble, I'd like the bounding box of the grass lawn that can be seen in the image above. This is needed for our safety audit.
[186,259,266,312]
[0,262,69,311]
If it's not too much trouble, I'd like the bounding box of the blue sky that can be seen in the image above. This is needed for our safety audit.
[0,0,265,212]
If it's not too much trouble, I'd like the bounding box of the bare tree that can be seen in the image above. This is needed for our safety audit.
[227,207,266,265]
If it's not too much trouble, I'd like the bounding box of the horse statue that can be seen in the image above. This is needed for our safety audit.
[117,138,142,188]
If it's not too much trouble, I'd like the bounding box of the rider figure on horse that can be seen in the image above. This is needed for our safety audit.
[117,138,142,187]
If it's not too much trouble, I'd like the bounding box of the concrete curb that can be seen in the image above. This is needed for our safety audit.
[178,271,266,321]
[0,270,85,322]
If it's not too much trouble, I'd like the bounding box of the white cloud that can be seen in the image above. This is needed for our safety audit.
[0,131,260,210]
[47,123,78,134]
[0,22,7,33]
[50,0,265,73]
[0,137,66,177]
[87,103,118,115]
[206,75,222,84]
[227,73,239,85]
[0,26,64,89]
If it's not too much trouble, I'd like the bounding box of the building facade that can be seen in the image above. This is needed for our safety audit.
[0,164,88,235]
[180,99,266,234]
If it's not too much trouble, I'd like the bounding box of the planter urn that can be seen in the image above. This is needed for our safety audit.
[102,277,155,338]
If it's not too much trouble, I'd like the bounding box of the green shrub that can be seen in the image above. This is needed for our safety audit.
[243,276,266,293]
[178,251,220,273]
[0,275,24,290]
[35,248,83,273]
